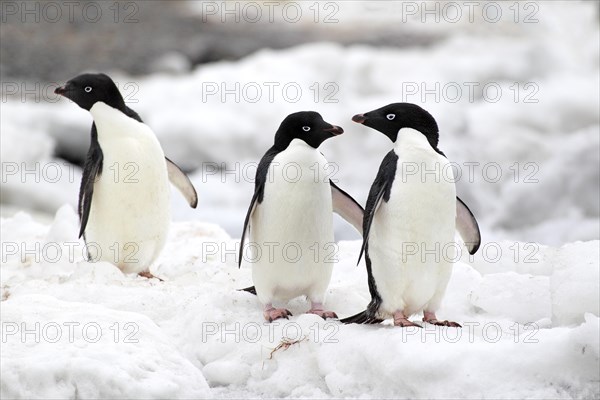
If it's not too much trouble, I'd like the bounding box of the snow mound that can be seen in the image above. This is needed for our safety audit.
[2,295,210,399]
[1,208,598,398]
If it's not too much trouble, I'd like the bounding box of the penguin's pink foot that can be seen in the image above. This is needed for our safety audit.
[393,311,422,328]
[422,311,461,327]
[264,305,292,322]
[138,271,163,281]
[308,309,338,320]
[308,302,338,320]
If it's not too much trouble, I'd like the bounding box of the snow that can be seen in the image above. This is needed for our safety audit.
[1,207,598,398]
[2,295,210,399]
[1,1,599,398]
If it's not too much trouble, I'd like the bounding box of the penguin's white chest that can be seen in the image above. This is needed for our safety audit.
[85,102,170,273]
[249,139,334,304]
[370,129,456,316]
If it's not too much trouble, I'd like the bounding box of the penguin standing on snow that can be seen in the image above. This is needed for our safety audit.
[342,103,480,327]
[239,111,364,322]
[55,73,197,278]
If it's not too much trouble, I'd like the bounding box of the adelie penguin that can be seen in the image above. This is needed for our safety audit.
[341,103,481,327]
[55,73,198,279]
[239,111,364,322]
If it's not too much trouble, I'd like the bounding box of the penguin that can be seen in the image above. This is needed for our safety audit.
[54,73,198,278]
[238,111,364,322]
[341,103,481,327]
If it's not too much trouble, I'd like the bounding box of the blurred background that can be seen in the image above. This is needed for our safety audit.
[1,0,599,245]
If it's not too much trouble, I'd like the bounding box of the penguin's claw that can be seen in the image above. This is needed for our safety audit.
[393,311,422,328]
[394,318,422,328]
[308,310,338,320]
[422,311,461,327]
[423,318,462,328]
[264,308,292,323]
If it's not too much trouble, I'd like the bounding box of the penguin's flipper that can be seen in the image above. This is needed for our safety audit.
[456,196,481,255]
[330,181,364,235]
[166,157,198,208]
[78,124,103,239]
[239,193,258,268]
[239,148,279,268]
[358,150,399,263]
[124,106,144,123]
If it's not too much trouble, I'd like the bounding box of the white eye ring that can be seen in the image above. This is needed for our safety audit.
[302,126,311,132]
[386,114,395,120]
[85,86,92,93]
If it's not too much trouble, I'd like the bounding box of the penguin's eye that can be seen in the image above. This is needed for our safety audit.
[386,114,395,120]
[302,126,311,132]
[84,86,92,93]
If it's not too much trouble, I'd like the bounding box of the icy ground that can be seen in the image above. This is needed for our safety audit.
[1,206,598,399]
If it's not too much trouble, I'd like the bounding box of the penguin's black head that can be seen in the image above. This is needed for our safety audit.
[55,73,125,111]
[274,111,343,149]
[352,103,439,148]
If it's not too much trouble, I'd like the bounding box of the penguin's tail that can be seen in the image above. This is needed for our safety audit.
[340,310,384,325]
[238,285,256,295]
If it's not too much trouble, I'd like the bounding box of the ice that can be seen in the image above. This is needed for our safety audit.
[551,241,600,326]
[2,295,210,399]
[470,272,551,324]
[1,208,598,398]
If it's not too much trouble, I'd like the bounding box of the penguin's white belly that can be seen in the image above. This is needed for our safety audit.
[86,103,170,273]
[249,140,334,304]
[370,146,456,316]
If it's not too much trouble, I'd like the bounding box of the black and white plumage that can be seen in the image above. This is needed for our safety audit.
[238,111,364,322]
[55,73,197,277]
[342,103,480,327]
